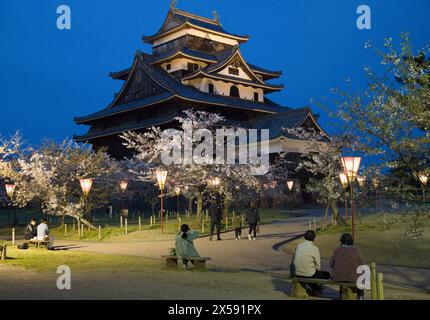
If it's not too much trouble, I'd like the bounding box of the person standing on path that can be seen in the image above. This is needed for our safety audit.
[246,202,260,240]
[209,194,223,241]
[233,215,243,240]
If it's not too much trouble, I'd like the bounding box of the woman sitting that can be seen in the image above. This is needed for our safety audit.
[175,224,200,270]
[24,218,37,241]
[330,233,365,299]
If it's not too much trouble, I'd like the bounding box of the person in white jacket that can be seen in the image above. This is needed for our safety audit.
[36,218,55,249]
[293,230,330,295]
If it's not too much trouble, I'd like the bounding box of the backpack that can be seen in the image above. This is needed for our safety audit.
[18,243,29,250]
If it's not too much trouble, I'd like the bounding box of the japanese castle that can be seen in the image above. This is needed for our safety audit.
[74,5,327,166]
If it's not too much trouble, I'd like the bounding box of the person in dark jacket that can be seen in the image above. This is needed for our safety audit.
[24,218,37,240]
[246,202,260,240]
[208,194,223,241]
[330,233,365,299]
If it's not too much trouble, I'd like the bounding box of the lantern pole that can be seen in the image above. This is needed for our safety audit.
[79,178,93,224]
[5,183,16,226]
[160,187,164,232]
[156,170,168,233]
[418,173,428,209]
[351,181,355,240]
[119,180,128,221]
[339,173,349,223]
[341,157,361,241]
[175,187,180,216]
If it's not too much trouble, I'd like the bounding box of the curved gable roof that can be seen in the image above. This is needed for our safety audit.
[205,47,266,84]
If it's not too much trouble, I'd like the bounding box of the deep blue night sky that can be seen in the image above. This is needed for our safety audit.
[1,0,430,144]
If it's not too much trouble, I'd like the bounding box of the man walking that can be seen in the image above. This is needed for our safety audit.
[246,202,261,240]
[209,194,223,241]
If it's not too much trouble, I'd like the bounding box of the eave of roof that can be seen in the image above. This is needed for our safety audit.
[74,92,176,124]
[182,70,284,92]
[75,107,317,143]
[250,108,329,140]
[247,63,282,78]
[109,68,131,80]
[74,108,180,142]
[150,48,218,65]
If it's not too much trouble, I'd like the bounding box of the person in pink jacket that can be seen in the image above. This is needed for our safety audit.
[330,233,365,299]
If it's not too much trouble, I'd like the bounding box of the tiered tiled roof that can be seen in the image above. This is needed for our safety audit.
[143,9,249,44]
[75,52,287,124]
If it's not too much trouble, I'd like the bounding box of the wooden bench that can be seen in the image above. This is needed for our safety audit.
[291,277,360,300]
[162,255,211,270]
[28,240,49,248]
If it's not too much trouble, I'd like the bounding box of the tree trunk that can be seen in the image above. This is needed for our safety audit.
[67,214,96,230]
[186,196,193,217]
[223,196,230,218]
[196,192,203,224]
[329,199,339,226]
[323,203,330,227]
[79,217,96,229]
[412,207,421,234]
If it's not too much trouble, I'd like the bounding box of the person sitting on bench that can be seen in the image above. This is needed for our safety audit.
[175,224,199,270]
[330,233,365,300]
[24,218,37,241]
[36,218,55,249]
[293,230,330,296]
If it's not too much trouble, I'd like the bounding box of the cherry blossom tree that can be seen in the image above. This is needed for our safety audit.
[333,33,430,236]
[121,109,263,223]
[18,139,118,228]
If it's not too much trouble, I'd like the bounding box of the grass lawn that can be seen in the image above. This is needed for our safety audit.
[1,246,160,272]
[0,247,288,300]
[283,213,430,269]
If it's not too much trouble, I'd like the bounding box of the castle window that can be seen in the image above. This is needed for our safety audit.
[254,92,259,101]
[229,86,240,98]
[166,64,171,71]
[208,83,214,94]
[228,67,239,76]
[188,63,199,71]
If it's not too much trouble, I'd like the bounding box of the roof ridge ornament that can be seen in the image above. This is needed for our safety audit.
[212,10,220,25]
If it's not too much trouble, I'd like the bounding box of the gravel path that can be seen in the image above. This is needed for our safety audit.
[52,216,311,271]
